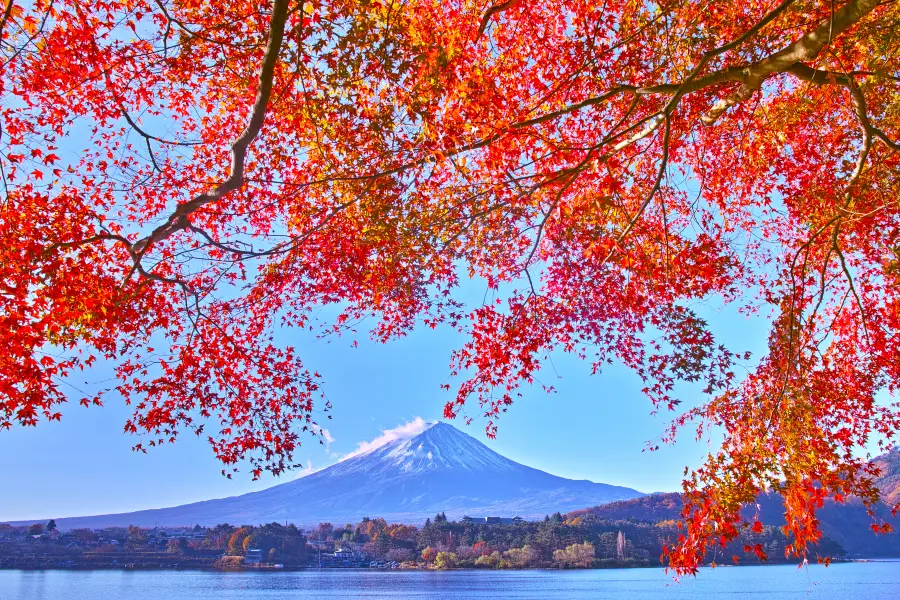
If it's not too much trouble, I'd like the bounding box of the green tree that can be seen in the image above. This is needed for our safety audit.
[474,552,502,569]
[503,545,540,568]
[434,551,458,570]
[70,529,98,544]
[374,533,390,558]
[167,538,188,554]
[202,524,236,550]
[126,526,148,546]
[553,542,595,568]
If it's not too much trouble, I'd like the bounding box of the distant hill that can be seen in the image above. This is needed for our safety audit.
[568,493,684,523]
[9,422,643,530]
[567,447,900,558]
[874,447,900,506]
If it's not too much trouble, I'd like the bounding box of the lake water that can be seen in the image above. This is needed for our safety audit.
[2,561,899,600]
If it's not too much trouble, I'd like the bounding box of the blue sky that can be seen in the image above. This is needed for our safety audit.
[0,18,777,523]
[0,278,771,522]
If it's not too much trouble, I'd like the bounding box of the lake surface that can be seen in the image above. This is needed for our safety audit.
[2,561,899,600]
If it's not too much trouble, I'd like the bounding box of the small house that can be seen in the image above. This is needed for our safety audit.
[244,548,264,565]
[333,548,354,561]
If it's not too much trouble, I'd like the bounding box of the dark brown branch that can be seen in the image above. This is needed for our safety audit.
[477,0,521,39]
[151,0,266,49]
[494,0,803,134]
[132,0,291,257]
[602,116,671,265]
[702,0,881,124]
[510,88,630,130]
[834,241,870,343]
[267,0,868,198]
[118,102,200,147]
[786,63,900,152]
[0,0,15,42]
[778,56,878,360]
[43,233,133,257]
[872,127,900,150]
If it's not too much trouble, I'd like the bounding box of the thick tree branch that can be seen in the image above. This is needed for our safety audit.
[787,63,900,150]
[132,0,291,257]
[0,0,15,42]
[477,0,521,39]
[702,0,881,124]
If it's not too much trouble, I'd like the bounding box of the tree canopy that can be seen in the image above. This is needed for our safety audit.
[2,0,900,574]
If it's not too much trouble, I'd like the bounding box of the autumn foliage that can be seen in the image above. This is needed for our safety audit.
[3,0,900,575]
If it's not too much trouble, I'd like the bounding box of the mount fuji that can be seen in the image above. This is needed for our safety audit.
[27,422,644,529]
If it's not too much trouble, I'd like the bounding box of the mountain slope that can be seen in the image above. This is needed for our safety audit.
[567,445,900,558]
[24,422,643,529]
[874,447,900,506]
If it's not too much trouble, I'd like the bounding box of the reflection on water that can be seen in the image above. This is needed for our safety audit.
[2,561,900,600]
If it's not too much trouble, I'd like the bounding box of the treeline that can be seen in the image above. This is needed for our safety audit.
[1,508,849,570]
[297,510,845,568]
[572,492,900,559]
[199,523,308,565]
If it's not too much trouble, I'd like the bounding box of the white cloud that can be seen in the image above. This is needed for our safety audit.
[320,428,335,446]
[339,417,432,461]
[293,459,320,479]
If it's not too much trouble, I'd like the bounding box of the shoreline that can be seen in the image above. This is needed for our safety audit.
[1,558,876,573]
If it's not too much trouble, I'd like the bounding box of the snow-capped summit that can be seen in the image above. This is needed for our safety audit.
[25,422,644,529]
[332,422,521,476]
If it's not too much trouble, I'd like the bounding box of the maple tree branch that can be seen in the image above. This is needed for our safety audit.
[701,0,882,124]
[787,61,875,201]
[119,105,163,173]
[151,0,267,49]
[476,0,521,39]
[521,149,600,294]
[551,0,799,107]
[132,0,290,257]
[872,127,900,150]
[602,115,671,265]
[291,1,848,198]
[779,57,878,389]
[185,223,258,256]
[832,78,874,344]
[118,102,200,148]
[0,0,54,70]
[0,0,15,42]
[786,62,853,84]
[42,233,133,258]
[465,1,800,151]
[787,62,900,152]
[133,262,195,296]
[510,88,630,130]
[0,123,9,203]
[834,240,870,343]
[844,89,875,192]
